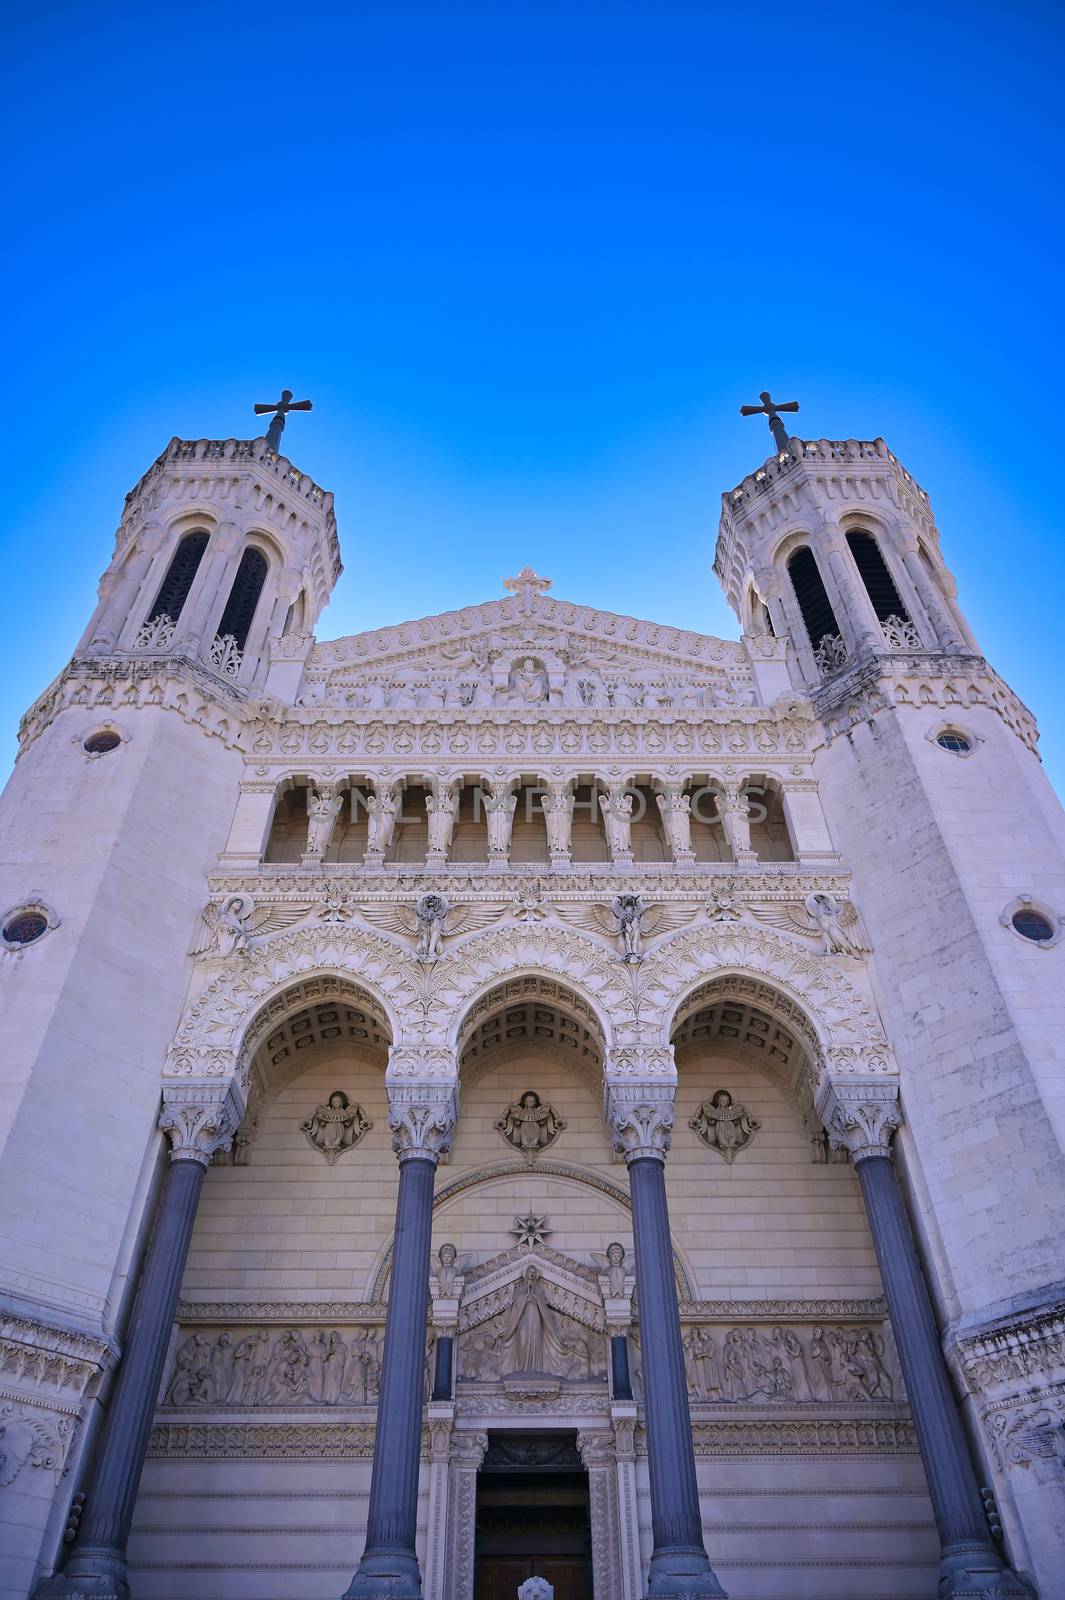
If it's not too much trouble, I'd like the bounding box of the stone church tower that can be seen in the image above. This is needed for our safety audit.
[0,420,1061,1600]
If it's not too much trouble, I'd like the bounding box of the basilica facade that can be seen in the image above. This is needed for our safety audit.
[1,421,1063,1600]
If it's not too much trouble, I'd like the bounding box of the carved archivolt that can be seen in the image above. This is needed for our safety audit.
[166,919,895,1108]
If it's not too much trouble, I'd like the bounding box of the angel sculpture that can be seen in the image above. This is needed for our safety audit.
[188,894,311,959]
[751,891,871,957]
[358,896,506,960]
[555,897,695,961]
[496,1091,566,1161]
[803,892,871,957]
[433,1242,471,1298]
[300,1090,372,1163]
[689,1089,760,1164]
[591,1241,629,1299]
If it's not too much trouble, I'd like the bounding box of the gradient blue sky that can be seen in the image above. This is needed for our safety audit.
[5,2,1064,785]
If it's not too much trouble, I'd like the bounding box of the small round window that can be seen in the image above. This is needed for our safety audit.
[3,911,49,947]
[1012,908,1055,943]
[84,731,121,755]
[936,731,971,754]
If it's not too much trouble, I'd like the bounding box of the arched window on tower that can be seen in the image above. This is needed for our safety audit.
[786,548,841,653]
[216,549,269,651]
[845,530,910,624]
[146,531,209,625]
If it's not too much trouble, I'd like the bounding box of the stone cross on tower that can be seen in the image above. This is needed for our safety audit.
[740,390,800,453]
[503,566,552,616]
[254,389,314,453]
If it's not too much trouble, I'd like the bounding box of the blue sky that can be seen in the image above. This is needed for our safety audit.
[4,2,1064,785]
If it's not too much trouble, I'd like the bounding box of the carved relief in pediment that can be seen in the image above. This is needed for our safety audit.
[456,1245,608,1389]
[302,613,754,714]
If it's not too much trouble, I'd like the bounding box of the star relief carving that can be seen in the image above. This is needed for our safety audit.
[511,1212,552,1248]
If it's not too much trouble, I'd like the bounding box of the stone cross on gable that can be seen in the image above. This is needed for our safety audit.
[504,567,552,616]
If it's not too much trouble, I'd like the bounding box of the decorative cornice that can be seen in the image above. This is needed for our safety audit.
[946,1288,1065,1398]
[812,653,1038,756]
[0,1307,117,1398]
[18,656,248,759]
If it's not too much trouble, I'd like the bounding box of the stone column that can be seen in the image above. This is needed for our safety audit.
[343,1083,456,1600]
[821,1082,1030,1600]
[607,1080,726,1598]
[901,541,968,652]
[42,1087,240,1600]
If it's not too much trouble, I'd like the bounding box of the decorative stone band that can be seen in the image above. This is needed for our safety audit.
[816,1080,902,1165]
[604,1081,676,1164]
[386,1044,459,1081]
[387,1083,458,1165]
[160,1083,245,1167]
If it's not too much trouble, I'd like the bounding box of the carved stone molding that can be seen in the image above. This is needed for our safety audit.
[816,1080,901,1164]
[176,1300,387,1324]
[147,1421,381,1459]
[688,1417,918,1455]
[160,1083,244,1166]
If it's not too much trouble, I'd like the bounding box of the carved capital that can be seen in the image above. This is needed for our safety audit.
[159,1084,244,1167]
[817,1080,901,1164]
[387,1083,457,1165]
[605,1081,676,1164]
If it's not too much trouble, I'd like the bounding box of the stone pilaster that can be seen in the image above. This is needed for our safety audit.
[819,1080,1031,1599]
[443,1431,487,1600]
[578,1429,625,1600]
[40,1086,240,1600]
[606,1074,726,1598]
[342,1083,456,1600]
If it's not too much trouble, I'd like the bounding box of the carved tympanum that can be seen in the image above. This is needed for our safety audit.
[495,1091,566,1162]
[459,1265,604,1382]
[300,1091,372,1164]
[689,1089,760,1164]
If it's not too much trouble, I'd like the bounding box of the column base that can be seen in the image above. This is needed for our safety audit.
[938,1546,1032,1599]
[36,1547,130,1600]
[342,1548,423,1600]
[646,1548,728,1598]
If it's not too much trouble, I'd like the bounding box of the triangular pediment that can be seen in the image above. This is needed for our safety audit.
[306,576,752,710]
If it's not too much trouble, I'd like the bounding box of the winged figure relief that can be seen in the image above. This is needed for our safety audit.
[554,896,697,960]
[357,896,507,960]
[188,895,313,958]
[751,892,871,957]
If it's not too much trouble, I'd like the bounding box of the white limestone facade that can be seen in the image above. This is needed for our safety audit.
[0,428,1061,1600]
